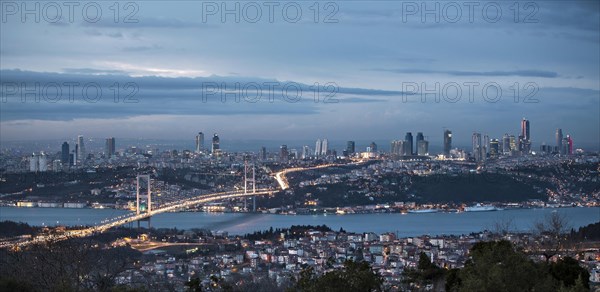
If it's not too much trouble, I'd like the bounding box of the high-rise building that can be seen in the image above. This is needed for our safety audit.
[490,139,499,158]
[502,133,511,154]
[29,153,39,172]
[391,140,404,156]
[77,135,85,161]
[61,142,69,163]
[369,142,378,153]
[321,138,329,156]
[520,118,531,154]
[509,135,516,152]
[472,132,484,162]
[417,139,429,156]
[416,132,424,145]
[521,118,530,141]
[195,132,205,153]
[567,135,573,155]
[346,141,355,154]
[211,133,220,153]
[483,134,489,156]
[105,137,116,158]
[302,146,310,159]
[443,130,452,157]
[260,146,267,161]
[29,152,47,172]
[556,129,563,154]
[405,132,413,156]
[39,153,47,172]
[315,139,322,157]
[279,145,289,162]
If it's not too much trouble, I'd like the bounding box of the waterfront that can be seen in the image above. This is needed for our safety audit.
[1,207,598,237]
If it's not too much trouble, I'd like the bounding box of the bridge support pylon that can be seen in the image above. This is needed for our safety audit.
[244,158,257,212]
[136,174,152,229]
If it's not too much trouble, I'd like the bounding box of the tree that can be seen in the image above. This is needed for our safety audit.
[446,240,589,292]
[290,260,383,292]
[403,252,445,291]
[550,257,590,290]
[448,241,555,291]
[0,237,141,291]
[185,277,202,292]
[533,212,570,262]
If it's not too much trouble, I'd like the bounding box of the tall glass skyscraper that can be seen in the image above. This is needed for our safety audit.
[212,133,220,153]
[195,132,204,153]
[405,132,413,156]
[443,130,452,157]
[556,128,563,153]
[346,141,355,154]
[61,142,69,163]
[105,137,116,158]
[76,135,85,161]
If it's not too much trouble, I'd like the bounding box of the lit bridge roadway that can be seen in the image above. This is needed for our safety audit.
[9,189,274,248]
[274,160,368,190]
[7,161,368,249]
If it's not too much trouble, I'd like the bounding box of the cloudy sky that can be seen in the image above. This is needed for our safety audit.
[1,1,598,149]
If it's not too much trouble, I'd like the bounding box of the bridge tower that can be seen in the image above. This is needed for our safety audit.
[244,158,257,212]
[136,174,152,228]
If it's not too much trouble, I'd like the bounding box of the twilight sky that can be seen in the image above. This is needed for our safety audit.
[1,1,599,149]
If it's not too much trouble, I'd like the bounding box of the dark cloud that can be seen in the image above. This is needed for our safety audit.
[0,70,400,121]
[371,68,559,78]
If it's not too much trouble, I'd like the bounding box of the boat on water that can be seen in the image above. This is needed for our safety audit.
[408,209,439,214]
[464,203,500,212]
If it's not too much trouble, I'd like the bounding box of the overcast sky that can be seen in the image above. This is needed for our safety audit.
[1,1,598,149]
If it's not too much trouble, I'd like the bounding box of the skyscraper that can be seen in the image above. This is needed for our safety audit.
[472,132,483,162]
[76,135,85,161]
[490,139,499,158]
[483,134,489,156]
[211,133,220,153]
[280,145,289,162]
[502,133,511,154]
[520,118,531,154]
[61,142,69,163]
[561,137,568,155]
[556,129,563,153]
[417,139,429,156]
[567,135,573,155]
[105,137,115,158]
[391,140,405,156]
[302,146,310,159]
[260,146,267,161]
[195,132,205,153]
[521,118,530,141]
[443,130,452,157]
[405,132,413,156]
[315,139,322,157]
[29,153,39,172]
[369,142,377,153]
[346,141,355,154]
[509,135,516,152]
[321,138,329,156]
